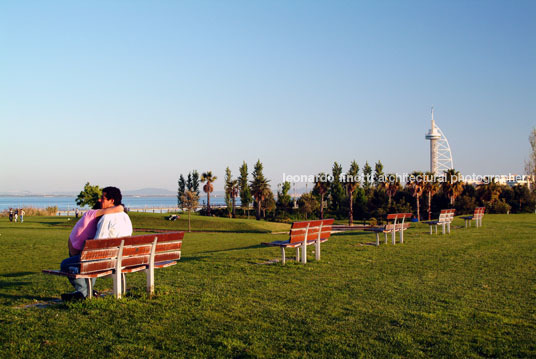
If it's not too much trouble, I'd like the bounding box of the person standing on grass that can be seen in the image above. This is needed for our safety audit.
[19,209,25,223]
[60,186,131,301]
[8,208,13,222]
[13,210,18,223]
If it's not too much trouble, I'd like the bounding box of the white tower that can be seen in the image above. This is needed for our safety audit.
[425,107,454,176]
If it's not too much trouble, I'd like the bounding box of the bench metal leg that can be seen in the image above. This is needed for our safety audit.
[301,241,307,264]
[281,247,286,265]
[465,219,468,228]
[295,247,300,262]
[87,279,93,299]
[429,225,433,235]
[447,223,451,234]
[315,239,321,261]
[384,233,388,244]
[122,273,127,295]
[400,230,404,244]
[375,232,380,246]
[112,274,122,299]
[146,267,155,296]
[392,231,396,245]
[442,223,446,235]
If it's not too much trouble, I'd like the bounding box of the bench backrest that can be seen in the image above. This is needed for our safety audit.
[79,232,184,274]
[438,209,456,222]
[384,213,412,231]
[289,219,334,244]
[386,213,412,221]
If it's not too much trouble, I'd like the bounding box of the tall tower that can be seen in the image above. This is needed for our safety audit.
[425,107,454,176]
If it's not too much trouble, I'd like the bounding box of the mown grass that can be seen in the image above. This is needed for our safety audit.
[0,214,535,358]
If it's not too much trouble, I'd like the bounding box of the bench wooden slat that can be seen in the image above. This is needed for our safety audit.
[81,248,121,261]
[154,251,181,263]
[42,269,114,279]
[154,260,177,269]
[80,260,117,274]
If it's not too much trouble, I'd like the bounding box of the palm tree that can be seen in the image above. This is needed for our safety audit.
[313,173,329,219]
[230,179,239,218]
[224,167,239,218]
[442,169,464,206]
[344,161,360,226]
[382,174,401,208]
[201,171,217,216]
[250,160,270,220]
[407,171,425,221]
[423,171,440,220]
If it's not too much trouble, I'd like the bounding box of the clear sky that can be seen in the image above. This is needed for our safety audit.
[1,0,535,193]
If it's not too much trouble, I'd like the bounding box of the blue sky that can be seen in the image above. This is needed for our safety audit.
[1,0,535,193]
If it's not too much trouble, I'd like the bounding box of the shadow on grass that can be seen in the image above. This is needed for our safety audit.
[0,272,35,278]
[134,228,272,234]
[0,280,32,289]
[178,255,211,262]
[332,231,371,237]
[0,292,61,303]
[199,244,264,254]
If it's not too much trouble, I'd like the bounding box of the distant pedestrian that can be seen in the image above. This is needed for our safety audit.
[14,210,18,223]
[20,209,25,223]
[9,208,13,222]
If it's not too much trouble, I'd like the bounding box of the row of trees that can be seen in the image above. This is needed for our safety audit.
[177,160,273,222]
[178,159,536,224]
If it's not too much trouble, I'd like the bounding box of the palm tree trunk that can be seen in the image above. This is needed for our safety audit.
[427,191,432,220]
[232,196,236,218]
[348,193,354,226]
[320,193,324,219]
[255,200,261,220]
[416,196,420,221]
[207,193,211,215]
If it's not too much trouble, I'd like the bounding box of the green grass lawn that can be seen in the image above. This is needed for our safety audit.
[0,213,535,358]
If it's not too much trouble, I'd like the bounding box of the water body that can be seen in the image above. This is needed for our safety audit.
[0,195,236,211]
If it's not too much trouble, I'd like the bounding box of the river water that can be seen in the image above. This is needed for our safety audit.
[0,195,234,211]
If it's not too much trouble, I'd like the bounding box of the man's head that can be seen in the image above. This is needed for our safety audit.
[99,186,123,209]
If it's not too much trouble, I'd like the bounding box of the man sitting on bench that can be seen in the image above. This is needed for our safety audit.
[60,186,132,301]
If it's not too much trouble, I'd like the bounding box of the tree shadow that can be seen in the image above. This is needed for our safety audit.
[332,231,371,237]
[0,292,62,304]
[0,272,35,278]
[199,244,264,254]
[178,255,211,262]
[0,280,32,289]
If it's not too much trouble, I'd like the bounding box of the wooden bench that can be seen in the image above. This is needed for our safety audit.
[43,232,184,299]
[364,213,412,246]
[261,219,334,265]
[423,209,455,234]
[460,207,485,228]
